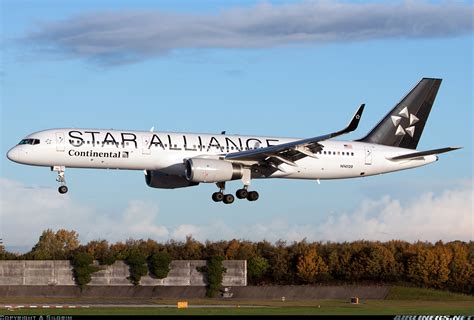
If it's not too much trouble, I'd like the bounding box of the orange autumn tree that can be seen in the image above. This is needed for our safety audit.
[296,247,328,283]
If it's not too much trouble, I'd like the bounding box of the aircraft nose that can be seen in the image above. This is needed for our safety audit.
[6,148,21,163]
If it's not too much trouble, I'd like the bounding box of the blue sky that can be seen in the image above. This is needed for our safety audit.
[1,0,472,252]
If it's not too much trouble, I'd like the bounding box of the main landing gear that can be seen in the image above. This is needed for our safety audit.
[212,182,235,204]
[52,166,68,194]
[211,182,259,205]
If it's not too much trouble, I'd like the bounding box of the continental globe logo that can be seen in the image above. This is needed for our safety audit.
[391,106,419,138]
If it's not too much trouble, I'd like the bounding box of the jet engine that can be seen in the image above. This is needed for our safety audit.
[145,170,199,189]
[185,158,243,183]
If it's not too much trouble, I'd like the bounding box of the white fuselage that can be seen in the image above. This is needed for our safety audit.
[7,128,437,180]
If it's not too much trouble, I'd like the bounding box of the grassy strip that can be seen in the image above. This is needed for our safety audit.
[5,301,474,316]
[387,286,474,301]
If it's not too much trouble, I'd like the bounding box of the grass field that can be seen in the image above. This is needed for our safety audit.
[3,286,473,316]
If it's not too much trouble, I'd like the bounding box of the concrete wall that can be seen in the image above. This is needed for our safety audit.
[0,260,246,286]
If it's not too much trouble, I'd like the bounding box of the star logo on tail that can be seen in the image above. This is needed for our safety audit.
[391,106,419,137]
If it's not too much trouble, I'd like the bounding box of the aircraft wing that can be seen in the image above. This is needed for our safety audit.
[225,104,365,166]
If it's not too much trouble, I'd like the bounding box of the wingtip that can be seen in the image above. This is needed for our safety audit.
[355,103,364,120]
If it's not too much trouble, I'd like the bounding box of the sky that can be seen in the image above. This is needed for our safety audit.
[0,0,473,253]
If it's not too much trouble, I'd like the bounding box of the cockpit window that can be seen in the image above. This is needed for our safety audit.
[18,139,40,145]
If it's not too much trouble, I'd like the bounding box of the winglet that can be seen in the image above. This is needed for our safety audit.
[340,104,365,135]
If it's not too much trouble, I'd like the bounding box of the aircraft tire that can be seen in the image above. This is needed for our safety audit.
[212,192,224,202]
[223,194,235,204]
[247,191,259,201]
[236,189,248,199]
[58,186,68,194]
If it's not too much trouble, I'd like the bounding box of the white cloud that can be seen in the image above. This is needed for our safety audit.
[0,178,472,253]
[22,1,473,65]
[315,185,474,242]
[0,178,169,250]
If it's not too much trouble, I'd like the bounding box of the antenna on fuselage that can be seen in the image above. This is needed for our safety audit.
[150,126,155,132]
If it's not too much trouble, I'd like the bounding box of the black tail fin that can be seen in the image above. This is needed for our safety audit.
[358,78,442,149]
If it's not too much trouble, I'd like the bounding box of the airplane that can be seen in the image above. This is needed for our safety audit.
[6,78,460,204]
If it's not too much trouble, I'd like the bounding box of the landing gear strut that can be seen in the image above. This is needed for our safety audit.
[52,166,68,194]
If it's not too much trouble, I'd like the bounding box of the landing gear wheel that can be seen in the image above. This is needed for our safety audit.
[212,192,224,202]
[58,185,68,194]
[236,189,248,199]
[223,194,235,204]
[247,191,259,201]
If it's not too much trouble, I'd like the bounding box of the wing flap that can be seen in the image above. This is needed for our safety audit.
[225,104,365,163]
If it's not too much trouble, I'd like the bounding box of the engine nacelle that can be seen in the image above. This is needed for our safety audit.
[185,158,243,183]
[145,170,199,189]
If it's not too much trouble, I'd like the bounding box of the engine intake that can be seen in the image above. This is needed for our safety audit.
[145,170,199,189]
[185,158,243,183]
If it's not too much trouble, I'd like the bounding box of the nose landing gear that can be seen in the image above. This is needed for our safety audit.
[52,166,68,194]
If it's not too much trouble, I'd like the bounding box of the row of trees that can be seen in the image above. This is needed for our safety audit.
[1,229,472,294]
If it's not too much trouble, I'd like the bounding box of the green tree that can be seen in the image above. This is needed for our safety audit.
[149,251,172,279]
[247,256,269,284]
[0,243,17,260]
[126,248,148,285]
[71,252,101,289]
[198,256,227,298]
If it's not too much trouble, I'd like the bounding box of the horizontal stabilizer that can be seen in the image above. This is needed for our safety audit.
[388,147,462,161]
